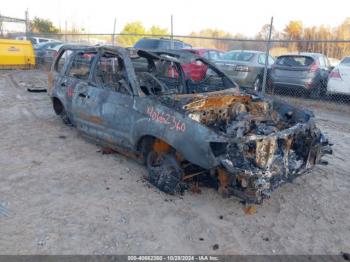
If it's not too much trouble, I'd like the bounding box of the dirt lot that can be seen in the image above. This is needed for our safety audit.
[0,69,349,255]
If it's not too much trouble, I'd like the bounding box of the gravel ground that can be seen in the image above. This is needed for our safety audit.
[0,70,349,255]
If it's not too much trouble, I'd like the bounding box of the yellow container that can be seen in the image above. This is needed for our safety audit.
[0,39,36,69]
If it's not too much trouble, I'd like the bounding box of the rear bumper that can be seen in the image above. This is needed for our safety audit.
[327,79,350,95]
[271,76,319,90]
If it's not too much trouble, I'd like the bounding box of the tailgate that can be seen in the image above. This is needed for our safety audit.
[274,65,311,78]
[274,55,315,79]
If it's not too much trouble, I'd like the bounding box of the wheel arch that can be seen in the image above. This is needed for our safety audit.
[136,135,175,155]
[52,97,64,115]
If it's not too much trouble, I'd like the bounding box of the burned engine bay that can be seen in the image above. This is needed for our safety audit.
[162,92,332,203]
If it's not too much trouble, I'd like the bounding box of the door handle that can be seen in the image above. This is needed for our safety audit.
[78,92,88,98]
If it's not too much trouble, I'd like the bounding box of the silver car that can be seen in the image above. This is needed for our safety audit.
[215,50,274,91]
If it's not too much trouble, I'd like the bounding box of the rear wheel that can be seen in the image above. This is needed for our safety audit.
[53,98,71,125]
[266,79,274,94]
[308,88,320,99]
[319,80,327,98]
[146,151,184,194]
[308,80,326,99]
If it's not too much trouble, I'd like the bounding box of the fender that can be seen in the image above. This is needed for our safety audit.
[130,96,224,169]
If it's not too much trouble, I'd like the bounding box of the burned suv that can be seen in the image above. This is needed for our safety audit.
[48,45,332,204]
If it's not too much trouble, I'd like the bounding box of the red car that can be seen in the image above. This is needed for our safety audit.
[181,48,224,81]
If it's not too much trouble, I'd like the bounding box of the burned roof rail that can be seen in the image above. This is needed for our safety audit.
[58,44,95,52]
[136,49,181,64]
[153,49,240,90]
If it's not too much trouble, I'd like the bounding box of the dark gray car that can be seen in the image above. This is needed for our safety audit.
[34,41,62,65]
[48,45,331,204]
[270,53,332,97]
[215,50,275,91]
[134,38,192,50]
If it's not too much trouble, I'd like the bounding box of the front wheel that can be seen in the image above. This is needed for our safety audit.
[308,88,320,99]
[146,151,184,194]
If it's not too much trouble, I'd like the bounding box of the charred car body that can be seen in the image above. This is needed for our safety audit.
[48,45,332,204]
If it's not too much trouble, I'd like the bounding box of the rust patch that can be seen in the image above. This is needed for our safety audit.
[153,139,171,154]
[190,182,202,194]
[217,168,230,196]
[246,101,270,116]
[88,115,103,124]
[77,113,103,125]
[183,95,251,111]
[243,205,257,215]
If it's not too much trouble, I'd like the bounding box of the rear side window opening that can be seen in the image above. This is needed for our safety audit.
[94,52,133,95]
[132,51,236,95]
[55,50,74,75]
[276,56,315,67]
[258,55,275,65]
[67,52,96,81]
[223,51,254,62]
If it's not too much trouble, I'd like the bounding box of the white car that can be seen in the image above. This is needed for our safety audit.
[328,57,340,67]
[327,56,350,96]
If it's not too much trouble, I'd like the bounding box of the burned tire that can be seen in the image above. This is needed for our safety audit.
[146,151,183,194]
[60,107,72,125]
[53,98,71,125]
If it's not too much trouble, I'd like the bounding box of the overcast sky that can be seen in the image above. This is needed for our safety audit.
[2,0,349,36]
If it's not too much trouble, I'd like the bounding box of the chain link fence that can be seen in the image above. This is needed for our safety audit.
[3,31,350,113]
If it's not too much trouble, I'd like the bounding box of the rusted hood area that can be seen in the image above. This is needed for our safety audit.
[165,91,306,137]
[159,91,332,203]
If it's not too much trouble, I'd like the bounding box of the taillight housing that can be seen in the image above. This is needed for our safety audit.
[309,63,319,73]
[329,69,342,79]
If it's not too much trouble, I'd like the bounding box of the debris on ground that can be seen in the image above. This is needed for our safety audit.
[190,183,202,194]
[27,88,47,93]
[212,244,219,250]
[243,205,257,215]
[97,147,116,155]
